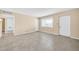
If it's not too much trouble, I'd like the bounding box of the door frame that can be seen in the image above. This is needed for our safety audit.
[1,14,15,35]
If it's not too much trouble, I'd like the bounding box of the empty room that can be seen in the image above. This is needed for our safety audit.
[0,8,79,51]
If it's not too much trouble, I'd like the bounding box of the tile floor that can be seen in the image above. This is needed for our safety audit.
[0,32,79,51]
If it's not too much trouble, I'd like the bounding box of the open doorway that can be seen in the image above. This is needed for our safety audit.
[2,18,5,33]
[1,15,15,37]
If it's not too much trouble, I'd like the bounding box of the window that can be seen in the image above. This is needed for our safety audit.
[40,16,53,28]
[7,17,14,32]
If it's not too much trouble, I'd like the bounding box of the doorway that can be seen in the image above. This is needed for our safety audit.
[1,15,15,37]
[59,16,70,37]
[2,18,5,33]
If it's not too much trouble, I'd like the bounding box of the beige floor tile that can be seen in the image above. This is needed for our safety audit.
[0,32,79,51]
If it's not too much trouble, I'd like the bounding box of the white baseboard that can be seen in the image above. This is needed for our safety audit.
[53,33,59,35]
[59,35,79,40]
[14,31,79,40]
[39,31,79,40]
[39,31,59,35]
[70,36,79,40]
[14,30,38,36]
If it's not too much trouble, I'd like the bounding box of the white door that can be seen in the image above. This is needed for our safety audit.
[59,16,70,36]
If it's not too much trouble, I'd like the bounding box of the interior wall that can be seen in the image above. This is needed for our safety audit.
[13,13,38,35]
[0,21,2,37]
[39,9,79,39]
[0,12,38,36]
[0,9,79,38]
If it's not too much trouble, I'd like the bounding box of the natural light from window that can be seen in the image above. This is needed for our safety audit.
[40,16,53,28]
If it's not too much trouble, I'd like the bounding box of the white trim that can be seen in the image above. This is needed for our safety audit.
[13,16,15,35]
[14,30,38,36]
[39,31,59,35]
[59,34,70,38]
[39,31,79,40]
[53,33,59,35]
[70,36,79,40]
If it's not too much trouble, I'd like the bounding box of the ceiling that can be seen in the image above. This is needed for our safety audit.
[0,8,74,17]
